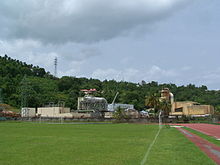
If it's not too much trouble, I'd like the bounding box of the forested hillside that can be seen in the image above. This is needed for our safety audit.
[0,55,220,112]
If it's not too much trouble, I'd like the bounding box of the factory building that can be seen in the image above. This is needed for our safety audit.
[171,101,214,117]
[77,96,108,112]
[160,88,214,117]
[160,88,174,104]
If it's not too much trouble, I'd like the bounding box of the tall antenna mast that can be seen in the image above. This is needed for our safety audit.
[54,57,58,77]
[0,88,3,104]
[21,75,28,108]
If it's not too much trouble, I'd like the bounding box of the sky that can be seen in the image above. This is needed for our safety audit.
[0,0,219,90]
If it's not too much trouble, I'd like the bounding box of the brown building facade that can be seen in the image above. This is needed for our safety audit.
[170,101,214,116]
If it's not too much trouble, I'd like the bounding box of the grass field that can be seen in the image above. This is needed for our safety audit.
[0,122,215,165]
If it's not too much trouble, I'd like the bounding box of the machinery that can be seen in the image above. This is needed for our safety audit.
[77,89,108,112]
[77,96,108,112]
[160,88,174,104]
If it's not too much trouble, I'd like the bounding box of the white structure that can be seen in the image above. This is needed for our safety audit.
[108,104,134,112]
[37,107,72,118]
[77,96,108,112]
[160,88,174,104]
[21,108,36,117]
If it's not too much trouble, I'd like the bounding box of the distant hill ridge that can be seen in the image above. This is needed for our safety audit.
[0,55,52,78]
[0,55,220,113]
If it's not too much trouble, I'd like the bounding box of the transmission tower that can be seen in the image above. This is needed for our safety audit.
[54,57,58,77]
[20,75,32,108]
[0,88,3,104]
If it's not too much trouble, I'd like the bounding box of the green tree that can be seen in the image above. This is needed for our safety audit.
[145,94,160,112]
[113,107,128,122]
[159,100,171,116]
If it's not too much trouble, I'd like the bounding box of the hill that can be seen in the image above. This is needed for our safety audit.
[0,55,220,112]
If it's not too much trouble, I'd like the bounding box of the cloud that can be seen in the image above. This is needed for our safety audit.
[91,66,220,90]
[0,39,100,76]
[91,65,177,82]
[195,68,220,90]
[0,0,191,44]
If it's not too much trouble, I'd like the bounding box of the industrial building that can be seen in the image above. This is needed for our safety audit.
[171,101,214,117]
[77,96,108,112]
[22,106,97,118]
[160,88,214,117]
[160,88,174,104]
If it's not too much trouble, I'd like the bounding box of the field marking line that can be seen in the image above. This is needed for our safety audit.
[141,125,162,165]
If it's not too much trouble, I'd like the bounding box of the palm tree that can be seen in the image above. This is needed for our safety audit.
[159,100,171,116]
[145,94,160,113]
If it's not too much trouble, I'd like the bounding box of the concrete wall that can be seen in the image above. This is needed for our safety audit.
[108,104,134,111]
[36,107,98,118]
[71,112,91,118]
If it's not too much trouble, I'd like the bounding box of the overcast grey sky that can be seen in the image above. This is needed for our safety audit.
[0,0,219,89]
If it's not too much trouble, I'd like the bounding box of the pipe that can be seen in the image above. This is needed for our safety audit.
[169,92,174,104]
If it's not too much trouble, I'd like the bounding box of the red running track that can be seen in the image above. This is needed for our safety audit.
[177,128,220,165]
[175,123,220,139]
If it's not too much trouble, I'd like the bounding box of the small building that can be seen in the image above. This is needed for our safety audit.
[170,101,214,116]
[37,107,72,118]
[21,108,36,117]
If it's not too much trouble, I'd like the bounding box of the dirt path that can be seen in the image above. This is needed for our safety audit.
[175,123,220,139]
[177,127,220,165]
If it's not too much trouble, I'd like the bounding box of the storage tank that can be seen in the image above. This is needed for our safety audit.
[161,88,174,104]
[77,96,108,112]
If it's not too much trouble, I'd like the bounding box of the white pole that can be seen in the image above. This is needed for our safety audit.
[141,111,163,165]
[159,110,162,129]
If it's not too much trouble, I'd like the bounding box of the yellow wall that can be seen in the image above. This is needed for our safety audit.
[170,102,214,116]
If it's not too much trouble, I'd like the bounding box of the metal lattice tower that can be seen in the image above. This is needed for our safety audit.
[54,57,58,77]
[0,88,3,104]
[20,75,33,108]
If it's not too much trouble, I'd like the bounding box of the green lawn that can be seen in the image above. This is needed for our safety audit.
[0,122,215,165]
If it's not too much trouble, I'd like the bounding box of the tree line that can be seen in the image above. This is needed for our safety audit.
[0,55,220,112]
